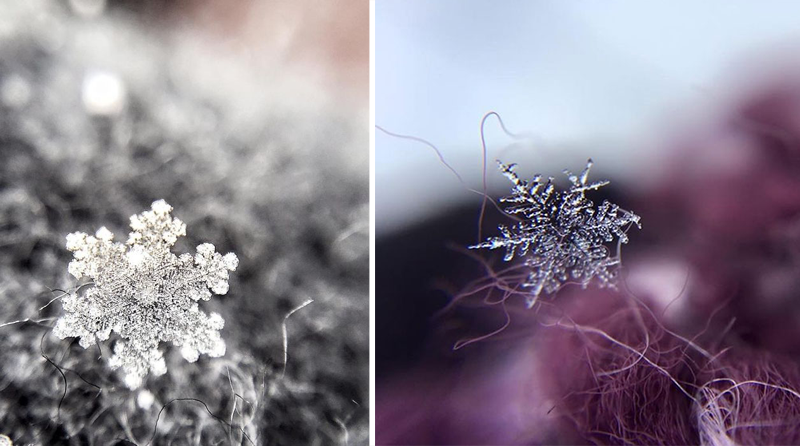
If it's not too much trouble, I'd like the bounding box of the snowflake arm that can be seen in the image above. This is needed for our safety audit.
[470,160,641,307]
[54,200,238,389]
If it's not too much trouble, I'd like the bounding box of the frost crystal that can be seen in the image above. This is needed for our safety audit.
[471,160,641,307]
[54,200,238,389]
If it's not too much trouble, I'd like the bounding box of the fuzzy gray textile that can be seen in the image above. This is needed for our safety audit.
[0,1,368,444]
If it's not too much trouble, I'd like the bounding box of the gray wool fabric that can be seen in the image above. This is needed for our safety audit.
[0,1,368,444]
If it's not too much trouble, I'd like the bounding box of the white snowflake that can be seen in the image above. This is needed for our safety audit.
[54,200,238,389]
[471,160,641,307]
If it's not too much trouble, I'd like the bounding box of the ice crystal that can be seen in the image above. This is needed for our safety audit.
[54,200,238,388]
[471,160,641,307]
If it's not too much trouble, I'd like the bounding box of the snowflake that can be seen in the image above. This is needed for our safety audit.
[470,159,641,307]
[54,200,238,389]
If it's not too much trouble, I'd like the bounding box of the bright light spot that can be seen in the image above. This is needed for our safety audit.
[82,70,125,116]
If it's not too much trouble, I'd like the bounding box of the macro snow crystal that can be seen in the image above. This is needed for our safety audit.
[54,200,238,388]
[471,160,641,307]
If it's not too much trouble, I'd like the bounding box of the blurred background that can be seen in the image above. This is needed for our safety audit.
[377,1,800,444]
[0,0,368,444]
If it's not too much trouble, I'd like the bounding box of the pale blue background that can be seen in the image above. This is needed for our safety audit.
[376,1,800,234]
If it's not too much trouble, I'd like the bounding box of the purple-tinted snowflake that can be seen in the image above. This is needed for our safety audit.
[471,160,641,307]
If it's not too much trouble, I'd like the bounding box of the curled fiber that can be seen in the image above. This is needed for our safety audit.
[538,291,701,445]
